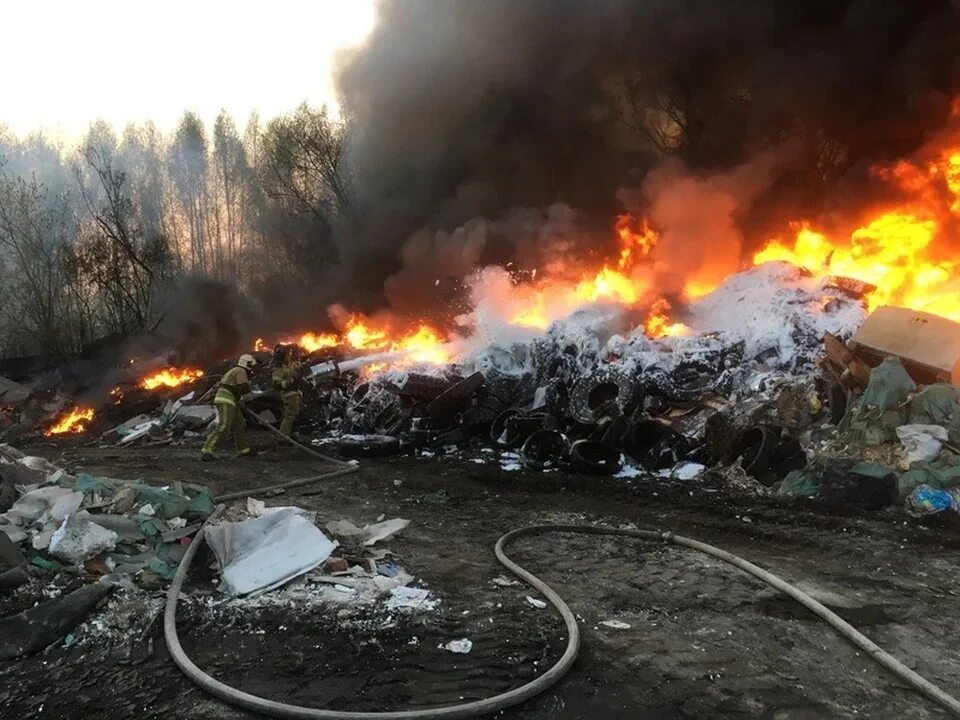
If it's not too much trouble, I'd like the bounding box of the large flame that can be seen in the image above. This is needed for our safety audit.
[747,133,960,322]
[299,332,339,352]
[394,324,451,364]
[140,367,205,390]
[252,126,960,364]
[45,407,95,435]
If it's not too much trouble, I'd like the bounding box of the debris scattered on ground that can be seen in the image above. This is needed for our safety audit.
[599,620,632,630]
[526,595,547,609]
[206,509,337,596]
[441,638,473,654]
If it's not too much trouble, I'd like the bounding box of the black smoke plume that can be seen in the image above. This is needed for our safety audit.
[335,0,960,310]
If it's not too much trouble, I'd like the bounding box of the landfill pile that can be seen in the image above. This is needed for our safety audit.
[0,263,870,478]
[0,440,432,659]
[5,261,960,518]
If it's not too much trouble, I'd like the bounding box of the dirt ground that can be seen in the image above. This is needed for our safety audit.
[3,430,960,719]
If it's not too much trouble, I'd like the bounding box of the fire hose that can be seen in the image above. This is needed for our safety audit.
[214,408,359,503]
[164,518,960,718]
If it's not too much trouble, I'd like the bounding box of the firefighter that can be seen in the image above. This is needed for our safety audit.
[200,353,258,461]
[271,343,303,437]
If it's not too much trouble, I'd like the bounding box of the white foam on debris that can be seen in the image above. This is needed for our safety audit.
[687,262,866,368]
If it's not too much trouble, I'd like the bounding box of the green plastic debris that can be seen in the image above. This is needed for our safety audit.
[850,462,898,480]
[843,359,917,446]
[184,486,214,518]
[71,473,120,497]
[909,384,960,426]
[30,556,61,571]
[897,453,960,498]
[858,358,916,412]
[131,481,211,520]
[146,560,177,582]
[778,469,819,498]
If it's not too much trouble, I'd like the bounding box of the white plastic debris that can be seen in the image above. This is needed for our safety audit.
[442,639,473,654]
[614,464,644,479]
[490,575,520,587]
[246,497,266,516]
[896,424,949,466]
[385,586,439,611]
[20,455,59,475]
[50,492,84,522]
[205,509,337,596]
[526,595,547,609]
[4,486,76,525]
[48,513,119,564]
[139,503,156,517]
[167,517,188,529]
[326,518,410,546]
[672,462,706,480]
[599,620,632,630]
[118,419,161,445]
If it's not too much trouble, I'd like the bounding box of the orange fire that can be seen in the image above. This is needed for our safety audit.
[253,337,266,352]
[45,407,95,435]
[644,299,690,339]
[344,319,390,350]
[506,214,661,330]
[298,332,339,353]
[394,324,451,365]
[753,211,959,322]
[140,367,205,390]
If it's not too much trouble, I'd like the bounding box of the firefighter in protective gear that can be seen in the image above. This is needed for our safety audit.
[271,344,303,436]
[201,353,257,460]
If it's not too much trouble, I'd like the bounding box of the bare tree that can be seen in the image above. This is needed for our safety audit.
[260,103,351,225]
[67,144,170,335]
[0,165,76,359]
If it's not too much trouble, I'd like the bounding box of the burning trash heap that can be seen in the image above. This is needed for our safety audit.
[3,110,960,519]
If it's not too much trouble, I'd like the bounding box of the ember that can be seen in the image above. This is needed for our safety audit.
[45,407,95,435]
[140,367,205,390]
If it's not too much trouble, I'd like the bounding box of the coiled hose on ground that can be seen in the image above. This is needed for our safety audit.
[165,519,960,719]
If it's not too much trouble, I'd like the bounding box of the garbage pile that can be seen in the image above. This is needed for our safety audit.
[1,263,880,483]
[0,439,432,658]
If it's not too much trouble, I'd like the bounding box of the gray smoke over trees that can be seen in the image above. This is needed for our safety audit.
[0,105,350,364]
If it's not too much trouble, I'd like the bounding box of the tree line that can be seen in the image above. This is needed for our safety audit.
[0,104,349,363]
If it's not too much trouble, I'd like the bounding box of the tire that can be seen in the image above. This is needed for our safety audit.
[733,426,779,479]
[336,434,401,458]
[520,429,569,471]
[569,440,623,476]
[398,373,452,401]
[427,371,484,422]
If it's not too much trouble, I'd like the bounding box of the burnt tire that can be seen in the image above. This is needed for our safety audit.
[733,425,779,480]
[336,434,401,458]
[569,439,623,476]
[427,371,484,423]
[520,429,569,471]
[398,374,452,401]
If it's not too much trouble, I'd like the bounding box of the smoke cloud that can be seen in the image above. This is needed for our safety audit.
[334,0,960,313]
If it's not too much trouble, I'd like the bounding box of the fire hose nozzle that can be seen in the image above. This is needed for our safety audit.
[308,360,340,385]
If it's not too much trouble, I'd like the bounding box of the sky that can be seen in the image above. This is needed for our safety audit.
[1,0,376,140]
